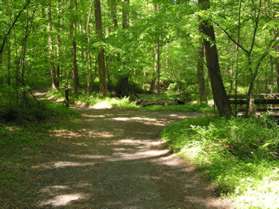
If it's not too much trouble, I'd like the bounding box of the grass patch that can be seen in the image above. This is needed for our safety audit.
[144,103,213,113]
[47,89,138,110]
[47,90,213,112]
[76,95,138,109]
[138,93,175,101]
[162,116,279,209]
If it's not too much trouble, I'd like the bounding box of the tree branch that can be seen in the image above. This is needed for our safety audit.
[0,0,31,55]
[211,19,250,55]
[249,0,262,54]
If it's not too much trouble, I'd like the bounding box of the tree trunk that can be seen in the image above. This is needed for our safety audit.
[155,39,161,94]
[69,0,79,94]
[6,40,11,85]
[48,0,59,89]
[276,45,279,92]
[95,0,108,96]
[122,0,129,29]
[86,1,94,93]
[277,60,279,92]
[55,0,62,89]
[154,3,161,94]
[109,0,118,29]
[0,0,31,56]
[198,0,231,117]
[197,42,207,104]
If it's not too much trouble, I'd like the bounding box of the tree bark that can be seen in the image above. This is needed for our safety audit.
[48,0,59,89]
[122,0,129,29]
[155,39,161,94]
[198,0,231,117]
[277,56,279,92]
[55,0,62,89]
[69,0,79,94]
[6,40,11,85]
[109,0,118,29]
[86,1,94,93]
[154,3,161,94]
[197,42,207,104]
[95,0,108,96]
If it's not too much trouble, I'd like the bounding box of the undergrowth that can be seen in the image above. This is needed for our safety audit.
[144,103,213,113]
[0,88,75,122]
[76,94,138,109]
[47,89,213,113]
[162,116,279,209]
[47,89,138,109]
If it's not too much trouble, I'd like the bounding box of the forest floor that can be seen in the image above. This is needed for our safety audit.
[0,104,232,209]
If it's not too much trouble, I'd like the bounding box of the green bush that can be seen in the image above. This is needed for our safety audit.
[162,116,279,209]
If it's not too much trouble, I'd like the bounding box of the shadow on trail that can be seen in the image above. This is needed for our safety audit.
[1,109,231,209]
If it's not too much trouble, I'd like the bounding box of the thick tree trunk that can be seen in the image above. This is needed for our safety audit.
[95,0,108,96]
[197,42,207,104]
[198,0,231,117]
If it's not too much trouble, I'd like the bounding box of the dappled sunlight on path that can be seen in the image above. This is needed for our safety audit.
[1,108,231,209]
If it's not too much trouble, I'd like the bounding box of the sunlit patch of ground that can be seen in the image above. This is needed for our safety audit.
[114,139,163,146]
[91,101,113,110]
[50,129,83,139]
[1,125,22,132]
[112,116,168,126]
[112,149,171,161]
[168,113,189,119]
[39,193,89,207]
[68,154,109,160]
[81,129,114,138]
[40,185,70,194]
[32,161,96,170]
[81,113,106,118]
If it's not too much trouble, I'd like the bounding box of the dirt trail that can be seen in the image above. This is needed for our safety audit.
[2,108,231,209]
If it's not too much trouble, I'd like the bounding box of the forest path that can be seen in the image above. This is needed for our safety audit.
[5,107,231,209]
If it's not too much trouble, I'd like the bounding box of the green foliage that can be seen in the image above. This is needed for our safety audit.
[1,0,277,103]
[162,116,279,209]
